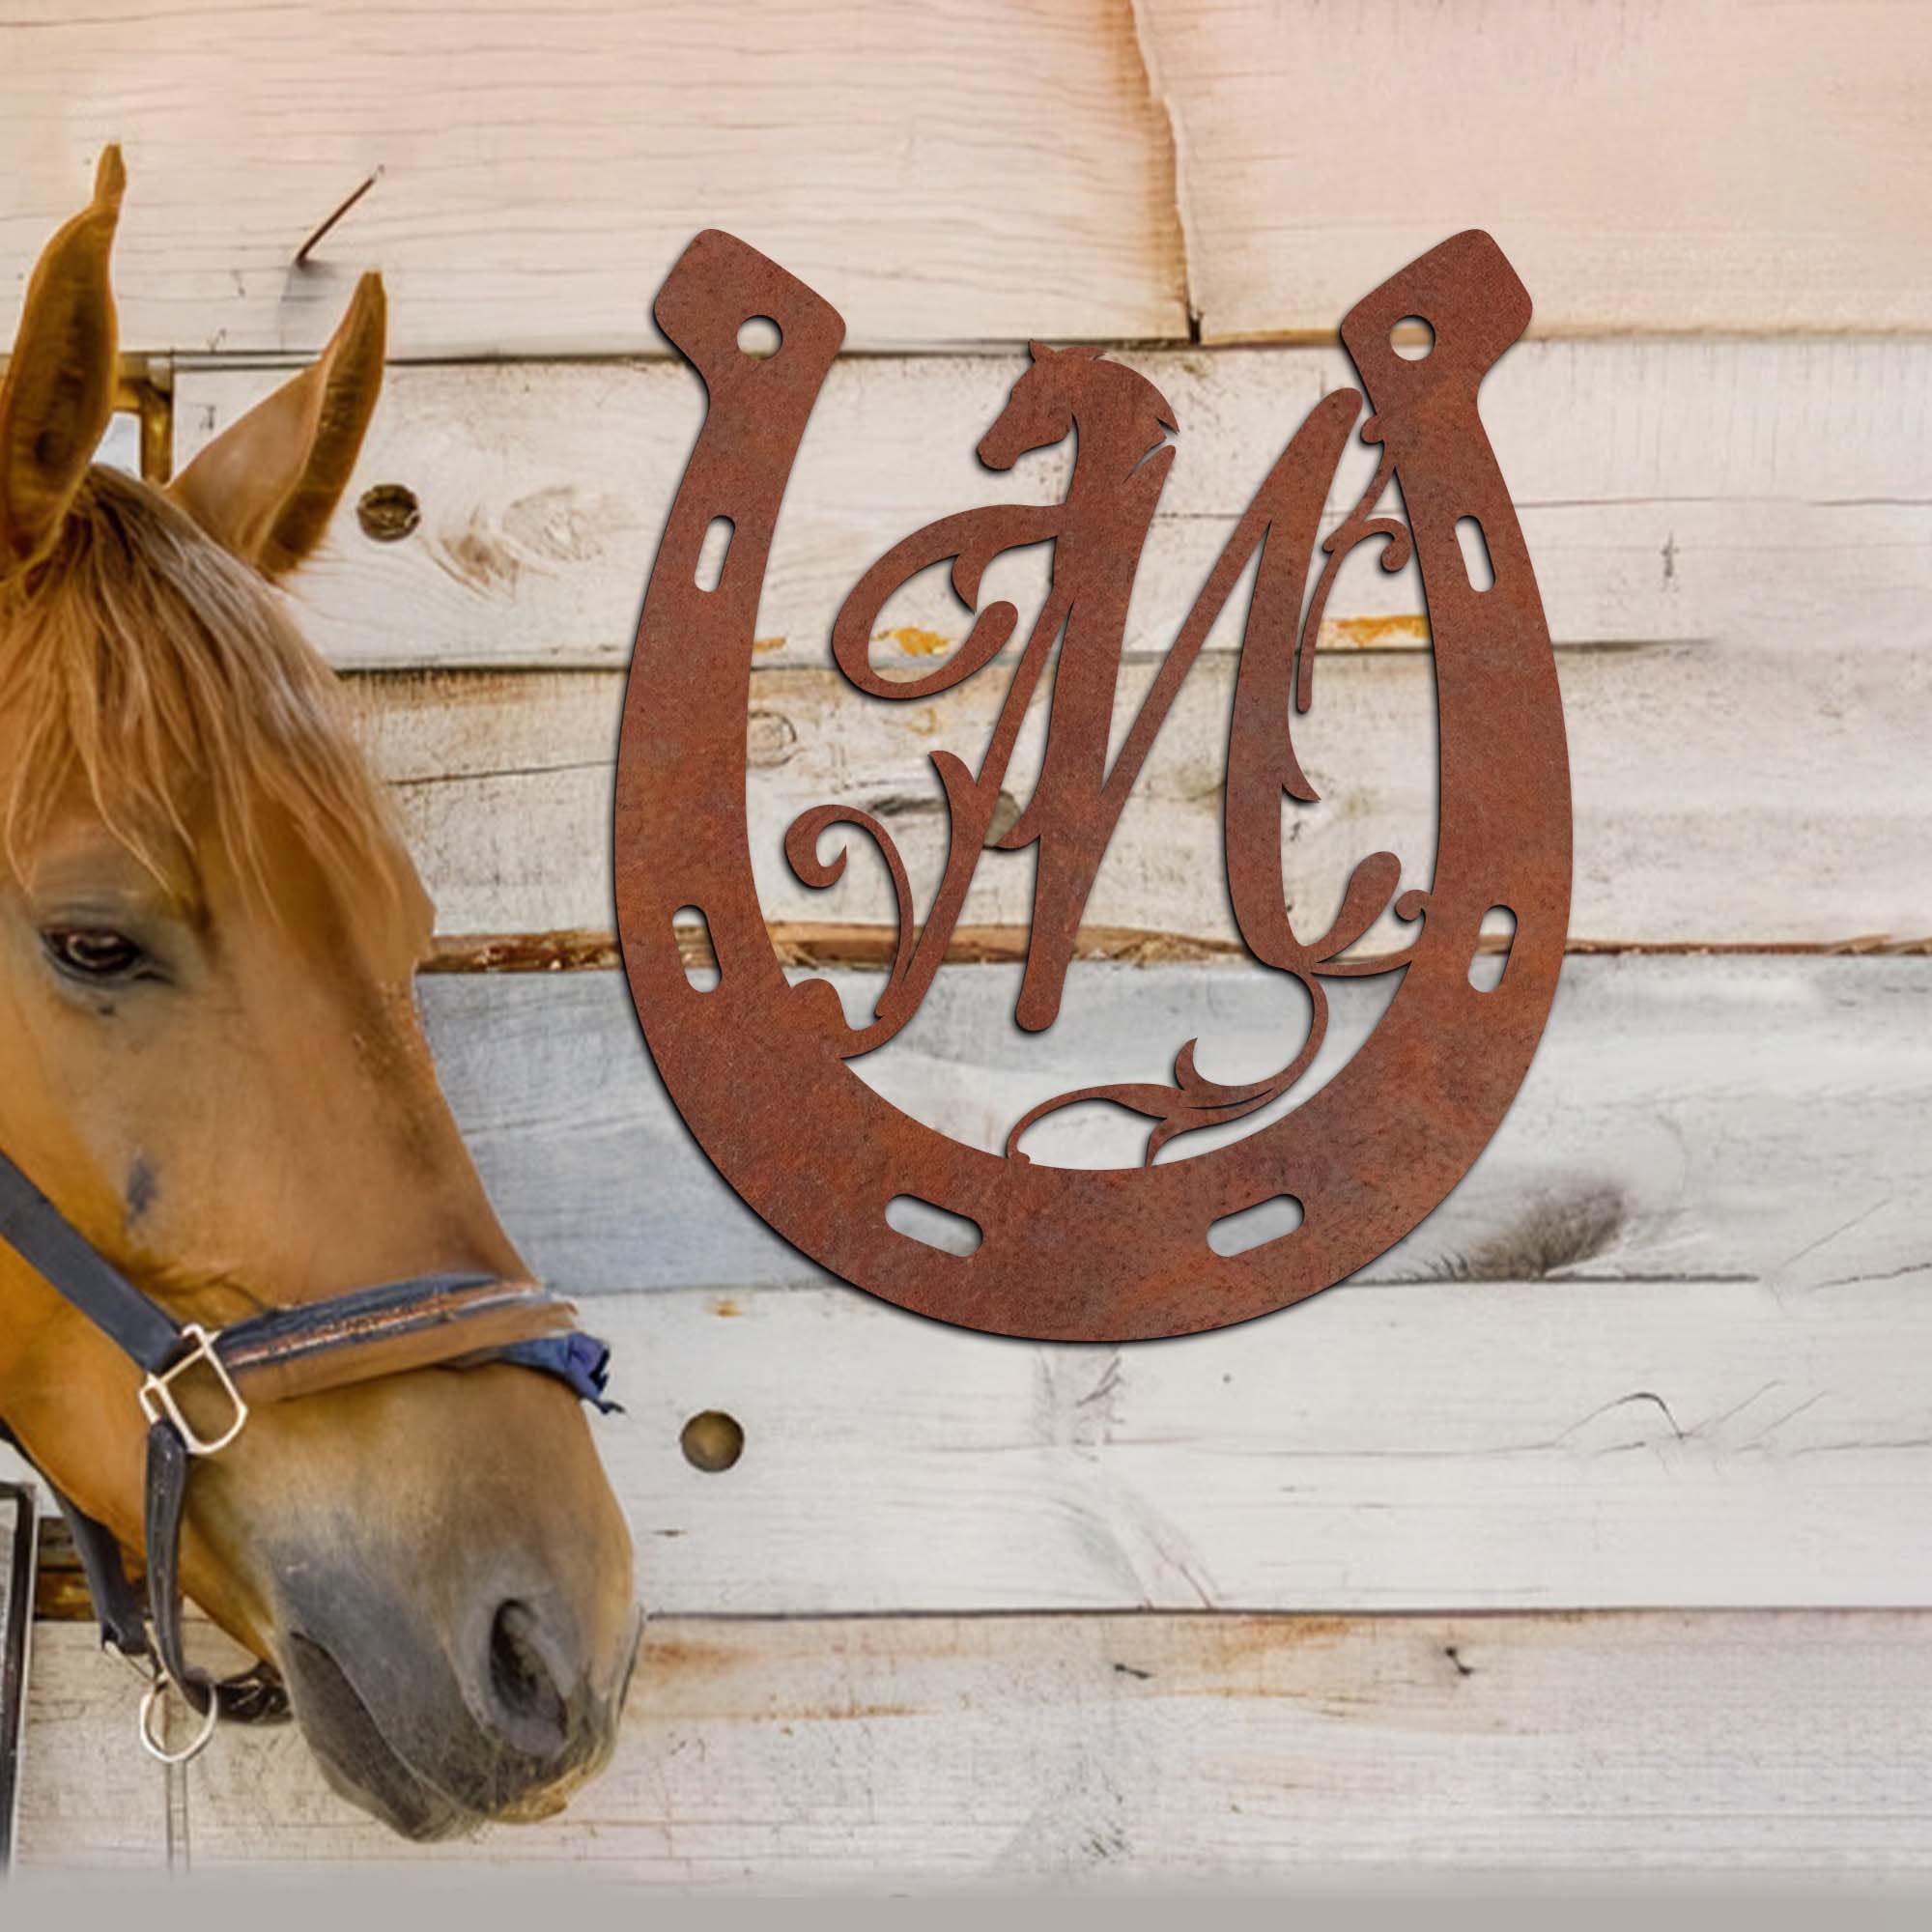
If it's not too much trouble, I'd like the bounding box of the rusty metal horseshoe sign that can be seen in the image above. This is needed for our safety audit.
[614,228,1570,1342]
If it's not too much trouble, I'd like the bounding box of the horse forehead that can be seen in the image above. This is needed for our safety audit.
[1,781,192,914]
[11,778,431,957]
[229,823,434,984]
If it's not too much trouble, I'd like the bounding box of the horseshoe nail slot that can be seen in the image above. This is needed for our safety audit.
[886,1195,982,1258]
[1391,315,1434,361]
[737,314,782,358]
[1455,515,1495,592]
[1208,1193,1304,1258]
[674,904,721,991]
[695,516,734,592]
[1469,905,1516,993]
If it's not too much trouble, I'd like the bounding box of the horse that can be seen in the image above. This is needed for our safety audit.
[0,151,637,1839]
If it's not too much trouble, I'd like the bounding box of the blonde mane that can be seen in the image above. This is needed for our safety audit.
[0,464,398,905]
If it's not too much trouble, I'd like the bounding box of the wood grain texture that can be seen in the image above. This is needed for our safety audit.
[2,0,1928,1889]
[1139,0,1932,339]
[423,959,1931,1302]
[174,338,1932,671]
[353,639,1931,948]
[13,1626,168,1868]
[9,3,1928,353]
[8,975,1930,1612]
[0,0,1185,355]
[23,1613,1932,1879]
[169,344,1928,949]
[572,1267,1932,1612]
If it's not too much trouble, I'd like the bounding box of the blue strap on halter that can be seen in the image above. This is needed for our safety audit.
[496,1332,622,1413]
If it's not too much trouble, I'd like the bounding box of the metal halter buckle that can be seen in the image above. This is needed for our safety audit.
[138,1323,248,1456]
[138,1672,221,1766]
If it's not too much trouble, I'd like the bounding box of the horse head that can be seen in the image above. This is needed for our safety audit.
[0,151,637,1838]
[976,338,1178,479]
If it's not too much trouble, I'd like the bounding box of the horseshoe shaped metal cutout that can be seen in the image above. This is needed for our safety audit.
[615,228,1570,1342]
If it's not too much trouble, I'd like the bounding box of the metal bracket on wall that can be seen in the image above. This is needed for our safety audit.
[0,353,173,485]
[0,1481,40,1873]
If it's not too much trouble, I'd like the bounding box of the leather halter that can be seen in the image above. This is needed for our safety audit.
[0,1145,614,1763]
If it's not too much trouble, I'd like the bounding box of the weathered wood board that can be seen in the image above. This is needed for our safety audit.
[12,1628,166,1870]
[23,1613,1932,1880]
[7,3,1925,354]
[175,339,1932,672]
[559,1269,1932,1613]
[420,959,1932,1301]
[0,0,1185,355]
[9,960,1930,1612]
[355,643,1931,948]
[21,970,1927,1611]
[170,342,1932,950]
[1139,0,1932,339]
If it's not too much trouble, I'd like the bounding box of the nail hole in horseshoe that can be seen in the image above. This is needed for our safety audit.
[886,1195,982,1257]
[1391,315,1434,361]
[737,314,781,358]
[1469,905,1516,992]
[674,904,720,991]
[1208,1193,1304,1258]
[1455,515,1495,592]
[695,517,733,593]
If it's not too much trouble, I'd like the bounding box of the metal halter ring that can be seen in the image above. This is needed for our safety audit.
[138,1323,249,1456]
[138,1672,221,1766]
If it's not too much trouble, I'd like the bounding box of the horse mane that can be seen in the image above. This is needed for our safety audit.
[1111,360,1179,437]
[0,464,399,906]
[1073,352,1179,438]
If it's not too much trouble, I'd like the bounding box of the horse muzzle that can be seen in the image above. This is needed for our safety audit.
[278,1571,639,1840]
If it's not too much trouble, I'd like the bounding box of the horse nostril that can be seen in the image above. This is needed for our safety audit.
[487,1599,569,1753]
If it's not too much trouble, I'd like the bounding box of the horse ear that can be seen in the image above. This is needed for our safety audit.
[170,271,385,580]
[0,146,125,578]
[1029,340,1105,365]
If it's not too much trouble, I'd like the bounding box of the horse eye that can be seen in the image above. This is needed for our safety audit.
[43,926,147,981]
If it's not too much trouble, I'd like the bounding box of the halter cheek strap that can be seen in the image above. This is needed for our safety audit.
[0,1146,616,1761]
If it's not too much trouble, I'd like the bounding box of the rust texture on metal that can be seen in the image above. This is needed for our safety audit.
[614,228,1571,1342]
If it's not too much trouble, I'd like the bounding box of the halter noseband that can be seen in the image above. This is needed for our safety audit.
[0,1145,614,1764]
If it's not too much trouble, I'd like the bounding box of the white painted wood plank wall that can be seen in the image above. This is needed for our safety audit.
[172,340,1932,672]
[457,1271,1932,1615]
[1141,0,1932,339]
[23,1614,1932,1880]
[341,648,1928,949]
[4,2,1920,353]
[412,960,1932,1298]
[4,0,1930,1886]
[0,0,1186,355]
[165,346,1932,949]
